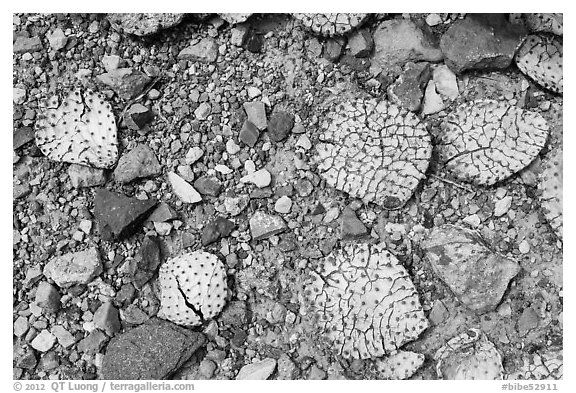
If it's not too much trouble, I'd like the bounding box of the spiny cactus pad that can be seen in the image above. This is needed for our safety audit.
[539,147,562,240]
[437,99,549,186]
[35,89,118,169]
[507,349,563,380]
[435,329,504,380]
[510,13,563,36]
[302,243,429,360]
[316,98,432,209]
[293,13,368,36]
[374,350,425,380]
[515,35,563,94]
[159,251,227,327]
[107,13,184,36]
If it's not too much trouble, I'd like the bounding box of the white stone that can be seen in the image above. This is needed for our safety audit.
[463,214,481,228]
[79,220,92,234]
[247,86,262,98]
[102,55,122,72]
[226,139,241,155]
[433,65,459,100]
[13,87,27,104]
[154,222,172,236]
[296,134,312,150]
[240,168,271,188]
[167,172,202,203]
[422,80,445,115]
[274,196,292,214]
[31,330,57,352]
[195,102,212,120]
[494,196,513,217]
[426,13,443,26]
[236,358,277,380]
[519,240,531,254]
[185,147,204,165]
[244,160,256,173]
[47,28,67,51]
[215,164,233,174]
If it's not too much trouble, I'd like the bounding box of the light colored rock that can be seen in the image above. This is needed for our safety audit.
[226,139,241,155]
[426,13,442,26]
[243,101,267,130]
[47,28,68,51]
[274,196,292,214]
[240,168,271,188]
[247,86,261,98]
[13,87,27,104]
[433,65,459,100]
[167,172,202,204]
[194,102,212,120]
[31,330,57,352]
[236,358,277,380]
[43,248,103,288]
[102,55,122,72]
[178,37,218,62]
[249,211,287,241]
[421,80,445,115]
[185,147,204,165]
[494,196,513,217]
[51,325,76,348]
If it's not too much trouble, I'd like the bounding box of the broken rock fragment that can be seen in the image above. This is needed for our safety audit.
[168,172,202,203]
[113,144,161,183]
[96,68,151,101]
[43,247,103,288]
[421,224,520,314]
[249,211,287,241]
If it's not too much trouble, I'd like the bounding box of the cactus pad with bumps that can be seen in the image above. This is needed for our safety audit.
[107,13,184,36]
[436,99,549,186]
[434,329,504,380]
[515,35,563,94]
[293,13,368,36]
[539,147,562,240]
[510,13,563,36]
[316,98,432,210]
[374,350,425,380]
[506,349,563,379]
[301,243,429,360]
[35,89,118,169]
[159,251,227,327]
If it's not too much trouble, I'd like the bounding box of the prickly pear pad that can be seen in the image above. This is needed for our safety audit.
[293,13,368,36]
[515,34,563,94]
[35,89,118,168]
[301,243,429,360]
[374,350,425,380]
[316,98,432,210]
[539,147,562,240]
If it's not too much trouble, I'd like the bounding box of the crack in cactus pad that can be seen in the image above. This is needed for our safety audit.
[539,147,562,240]
[107,13,184,36]
[510,14,563,36]
[293,13,368,36]
[316,99,432,209]
[302,243,429,360]
[35,89,118,169]
[437,99,549,186]
[515,35,563,94]
[506,349,563,380]
[435,329,504,380]
[374,350,425,380]
[159,251,227,327]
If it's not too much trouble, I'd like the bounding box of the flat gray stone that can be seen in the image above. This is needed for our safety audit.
[43,248,103,288]
[249,211,287,241]
[178,38,218,63]
[243,101,267,130]
[114,144,161,183]
[68,164,107,188]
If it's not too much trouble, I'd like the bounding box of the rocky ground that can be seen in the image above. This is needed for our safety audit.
[13,13,562,380]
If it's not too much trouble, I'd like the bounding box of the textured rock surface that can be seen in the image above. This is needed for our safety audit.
[68,164,106,188]
[159,251,227,327]
[387,62,432,112]
[178,38,219,63]
[102,318,206,379]
[316,98,432,209]
[506,348,563,379]
[515,34,563,94]
[113,144,161,183]
[107,13,184,36]
[249,211,287,240]
[374,350,425,380]
[421,224,521,314]
[293,13,368,36]
[437,99,549,186]
[434,329,504,380]
[43,248,102,288]
[236,358,277,380]
[301,243,428,359]
[35,89,118,168]
[539,147,562,240]
[440,14,527,74]
[96,68,151,101]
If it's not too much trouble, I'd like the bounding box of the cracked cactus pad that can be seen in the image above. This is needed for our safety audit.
[35,89,118,169]
[515,35,563,94]
[437,99,549,186]
[316,98,432,209]
[510,13,563,36]
[293,13,368,36]
[374,350,425,380]
[301,243,429,360]
[435,329,504,380]
[506,349,562,380]
[539,147,562,240]
[159,251,227,327]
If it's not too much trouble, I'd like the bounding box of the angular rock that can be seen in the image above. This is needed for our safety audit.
[239,120,260,146]
[194,175,223,197]
[178,38,218,63]
[293,13,368,37]
[167,172,202,203]
[340,208,368,239]
[13,36,43,53]
[102,318,206,379]
[440,14,527,74]
[387,62,432,112]
[47,28,67,51]
[94,302,121,336]
[243,101,267,130]
[102,54,122,72]
[432,65,459,100]
[148,202,178,222]
[68,164,107,188]
[51,325,76,348]
[224,194,250,216]
[43,248,103,288]
[14,316,29,337]
[219,13,253,25]
[31,330,56,352]
[185,146,204,165]
[231,25,249,46]
[35,281,61,314]
[133,236,162,289]
[324,37,345,62]
[421,79,445,115]
[249,211,287,241]
[124,103,153,130]
[13,126,35,150]
[240,168,271,188]
[107,13,184,36]
[348,29,374,58]
[201,217,235,246]
[268,111,295,142]
[96,68,151,101]
[421,224,521,314]
[236,358,277,380]
[194,102,212,120]
[13,87,26,104]
[114,144,161,183]
[77,330,108,355]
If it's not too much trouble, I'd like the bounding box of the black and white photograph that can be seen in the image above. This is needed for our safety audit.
[11,8,564,386]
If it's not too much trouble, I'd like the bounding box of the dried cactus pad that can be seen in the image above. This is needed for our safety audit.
[302,243,429,360]
[107,13,184,36]
[293,13,368,36]
[316,98,432,209]
[35,89,118,169]
[506,349,563,379]
[510,13,563,36]
[515,35,563,94]
[539,147,562,240]
[437,99,549,186]
[374,350,425,380]
[435,329,504,380]
[159,251,227,327]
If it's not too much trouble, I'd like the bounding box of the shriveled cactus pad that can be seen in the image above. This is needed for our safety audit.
[435,329,504,380]
[515,35,563,94]
[107,13,184,36]
[35,89,118,169]
[374,350,425,380]
[293,13,368,36]
[316,98,432,209]
[539,147,562,240]
[506,349,563,379]
[437,99,549,186]
[159,251,227,327]
[510,13,563,36]
[301,243,429,360]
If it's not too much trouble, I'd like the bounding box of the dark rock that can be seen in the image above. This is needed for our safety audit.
[15,348,37,369]
[38,352,59,371]
[244,31,264,53]
[148,203,178,222]
[124,104,154,130]
[340,208,368,239]
[116,283,136,306]
[194,175,223,197]
[113,144,161,183]
[219,300,249,327]
[440,14,527,74]
[77,330,108,355]
[96,68,151,101]
[93,302,121,336]
[268,111,295,142]
[101,318,206,380]
[94,189,158,241]
[421,224,521,314]
[517,307,540,336]
[201,217,236,246]
[35,282,61,314]
[132,236,162,289]
[387,62,432,112]
[239,120,259,147]
[13,36,43,53]
[348,29,374,58]
[13,126,35,150]
[178,38,218,62]
[324,37,345,62]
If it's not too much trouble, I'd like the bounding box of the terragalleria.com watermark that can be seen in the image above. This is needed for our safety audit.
[13,381,195,392]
